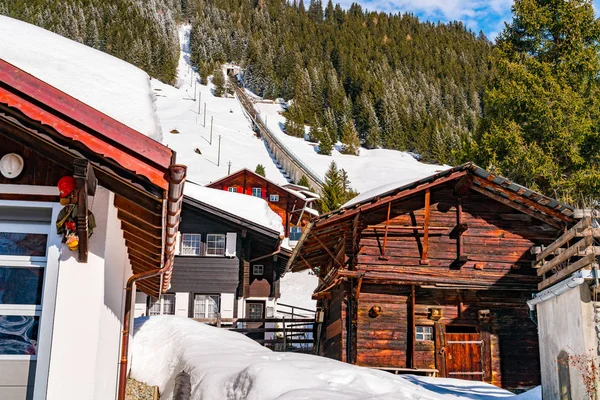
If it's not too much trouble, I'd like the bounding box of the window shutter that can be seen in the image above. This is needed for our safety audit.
[261,188,267,199]
[225,232,237,257]
[238,186,244,193]
[174,231,181,256]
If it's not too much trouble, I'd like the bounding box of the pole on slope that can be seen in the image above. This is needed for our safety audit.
[218,135,222,167]
[228,160,232,175]
[190,69,193,87]
[210,116,213,145]
[198,92,202,114]
[203,103,207,127]
[194,79,197,101]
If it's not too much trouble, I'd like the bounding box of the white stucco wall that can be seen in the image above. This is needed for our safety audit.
[537,283,598,400]
[46,187,131,400]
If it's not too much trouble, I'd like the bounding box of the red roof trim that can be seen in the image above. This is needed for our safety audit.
[0,59,172,188]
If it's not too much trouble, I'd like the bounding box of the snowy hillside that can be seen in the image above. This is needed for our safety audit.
[255,102,449,194]
[131,316,541,400]
[0,16,162,141]
[154,26,288,185]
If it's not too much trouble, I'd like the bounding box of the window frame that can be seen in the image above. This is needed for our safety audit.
[180,233,202,256]
[148,294,175,316]
[0,200,62,399]
[252,264,264,276]
[205,233,226,256]
[415,325,434,341]
[289,226,303,241]
[269,194,279,202]
[247,302,263,320]
[193,294,220,319]
[252,187,262,198]
[228,187,237,193]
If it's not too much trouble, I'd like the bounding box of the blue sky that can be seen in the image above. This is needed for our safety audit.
[336,0,600,40]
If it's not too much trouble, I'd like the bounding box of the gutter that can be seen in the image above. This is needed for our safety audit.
[527,269,595,311]
[117,164,186,400]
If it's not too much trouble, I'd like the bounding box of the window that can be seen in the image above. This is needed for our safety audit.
[290,226,303,241]
[206,234,226,256]
[252,187,262,197]
[228,187,237,193]
[269,194,279,202]
[148,294,175,316]
[416,325,433,341]
[253,264,264,276]
[247,303,263,320]
[181,234,201,256]
[193,295,220,318]
[0,206,53,357]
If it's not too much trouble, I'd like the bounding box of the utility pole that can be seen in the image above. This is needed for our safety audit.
[210,116,213,145]
[203,103,207,127]
[217,135,222,167]
[227,160,232,175]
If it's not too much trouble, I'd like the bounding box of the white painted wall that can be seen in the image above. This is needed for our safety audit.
[46,187,131,400]
[537,283,598,400]
[175,292,189,317]
[134,292,148,318]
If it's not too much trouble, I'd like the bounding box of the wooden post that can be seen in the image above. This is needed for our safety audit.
[434,321,446,377]
[198,91,202,114]
[410,285,416,369]
[203,103,207,127]
[421,188,431,264]
[380,202,391,259]
[210,116,213,145]
[73,158,97,263]
[218,135,222,166]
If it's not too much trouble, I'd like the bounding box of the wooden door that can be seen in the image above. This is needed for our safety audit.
[445,333,484,381]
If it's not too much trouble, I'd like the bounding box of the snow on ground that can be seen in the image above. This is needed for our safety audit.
[277,270,319,315]
[0,16,162,140]
[154,26,288,185]
[131,316,541,400]
[185,182,283,235]
[254,102,449,194]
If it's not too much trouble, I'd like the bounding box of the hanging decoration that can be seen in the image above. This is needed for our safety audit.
[55,175,96,251]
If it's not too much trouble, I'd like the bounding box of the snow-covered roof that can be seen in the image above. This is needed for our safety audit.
[184,183,283,235]
[130,316,540,399]
[209,168,311,200]
[342,176,434,208]
[0,16,162,141]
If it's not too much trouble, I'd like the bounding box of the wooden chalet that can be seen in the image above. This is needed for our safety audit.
[206,169,318,238]
[287,163,577,391]
[0,59,185,399]
[137,185,290,326]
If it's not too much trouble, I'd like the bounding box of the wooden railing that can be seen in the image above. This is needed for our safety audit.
[230,316,316,353]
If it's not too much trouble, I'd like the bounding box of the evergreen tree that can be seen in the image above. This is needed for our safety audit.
[255,164,266,177]
[298,175,310,187]
[474,0,600,199]
[340,119,360,155]
[212,66,226,97]
[316,124,333,155]
[320,161,343,212]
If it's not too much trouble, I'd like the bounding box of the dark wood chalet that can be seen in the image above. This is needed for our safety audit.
[286,163,576,391]
[137,186,291,326]
[207,169,318,239]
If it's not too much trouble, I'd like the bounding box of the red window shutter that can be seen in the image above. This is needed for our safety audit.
[246,187,252,195]
[238,186,244,193]
[261,188,267,199]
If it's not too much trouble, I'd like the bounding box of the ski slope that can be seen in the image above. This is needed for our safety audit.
[153,26,288,186]
[254,102,448,194]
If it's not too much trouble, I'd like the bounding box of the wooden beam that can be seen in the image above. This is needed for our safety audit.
[312,233,345,269]
[421,188,431,264]
[538,254,597,290]
[123,232,163,252]
[537,236,593,275]
[453,174,474,196]
[380,202,391,259]
[74,158,94,263]
[472,176,572,223]
[536,217,591,262]
[355,277,364,301]
[410,285,416,369]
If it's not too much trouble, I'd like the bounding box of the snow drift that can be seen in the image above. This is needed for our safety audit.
[130,316,540,400]
[0,15,163,141]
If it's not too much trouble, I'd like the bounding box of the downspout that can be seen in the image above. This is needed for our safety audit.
[117,165,186,400]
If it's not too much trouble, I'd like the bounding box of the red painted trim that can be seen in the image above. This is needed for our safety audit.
[0,59,172,189]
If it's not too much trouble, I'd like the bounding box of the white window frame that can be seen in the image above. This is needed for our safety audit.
[206,234,226,256]
[228,187,237,193]
[416,325,434,341]
[180,233,202,256]
[253,264,264,276]
[0,200,62,400]
[148,294,175,316]
[193,294,220,319]
[252,187,262,197]
[269,194,279,202]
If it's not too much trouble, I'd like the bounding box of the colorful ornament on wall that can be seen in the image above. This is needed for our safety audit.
[55,175,96,251]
